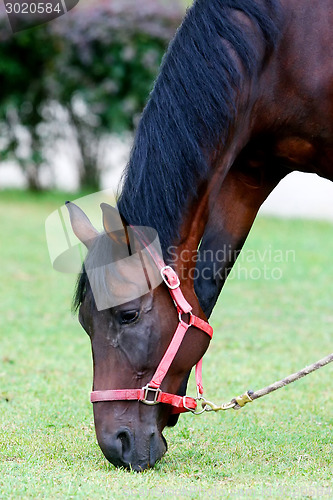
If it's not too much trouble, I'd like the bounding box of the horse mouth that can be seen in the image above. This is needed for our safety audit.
[98,427,168,471]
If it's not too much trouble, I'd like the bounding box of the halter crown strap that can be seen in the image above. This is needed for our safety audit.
[160,266,192,314]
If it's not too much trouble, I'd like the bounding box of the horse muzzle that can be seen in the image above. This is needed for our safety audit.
[96,425,167,471]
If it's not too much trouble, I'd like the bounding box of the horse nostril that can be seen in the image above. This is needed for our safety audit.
[115,428,134,463]
[98,426,167,471]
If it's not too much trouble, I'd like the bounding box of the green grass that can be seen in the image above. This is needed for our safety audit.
[1,190,332,499]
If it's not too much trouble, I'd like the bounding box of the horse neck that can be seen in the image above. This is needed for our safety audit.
[171,78,259,259]
[169,65,276,316]
[168,136,249,316]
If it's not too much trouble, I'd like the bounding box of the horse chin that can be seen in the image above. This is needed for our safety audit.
[166,370,191,427]
[166,412,180,427]
[96,424,167,472]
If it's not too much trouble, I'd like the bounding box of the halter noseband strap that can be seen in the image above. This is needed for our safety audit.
[90,239,213,414]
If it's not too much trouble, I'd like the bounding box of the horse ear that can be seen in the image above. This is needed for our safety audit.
[100,203,129,246]
[65,201,99,249]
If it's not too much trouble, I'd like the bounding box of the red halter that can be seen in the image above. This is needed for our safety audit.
[90,236,213,414]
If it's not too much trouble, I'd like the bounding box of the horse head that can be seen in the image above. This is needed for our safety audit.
[66,201,211,471]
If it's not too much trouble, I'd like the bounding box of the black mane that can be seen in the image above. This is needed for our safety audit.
[117,0,281,251]
[74,0,282,311]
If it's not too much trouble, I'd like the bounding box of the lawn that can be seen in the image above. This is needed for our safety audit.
[0,190,332,499]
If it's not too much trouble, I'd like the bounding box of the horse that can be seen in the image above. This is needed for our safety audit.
[66,0,333,471]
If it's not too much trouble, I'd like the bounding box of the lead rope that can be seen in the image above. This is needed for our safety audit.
[196,352,333,414]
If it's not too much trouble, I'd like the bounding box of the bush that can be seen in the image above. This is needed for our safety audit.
[54,0,183,129]
[52,0,184,189]
[0,0,184,190]
[0,16,59,189]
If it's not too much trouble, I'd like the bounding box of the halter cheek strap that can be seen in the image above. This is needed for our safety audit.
[90,243,213,414]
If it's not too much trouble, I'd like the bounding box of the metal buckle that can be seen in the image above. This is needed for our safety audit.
[178,310,192,323]
[141,384,161,405]
[160,266,180,290]
[182,393,207,415]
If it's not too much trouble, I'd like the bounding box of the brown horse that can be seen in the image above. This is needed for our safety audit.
[66,0,333,470]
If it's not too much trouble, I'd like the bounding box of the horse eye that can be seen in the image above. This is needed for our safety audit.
[118,310,139,325]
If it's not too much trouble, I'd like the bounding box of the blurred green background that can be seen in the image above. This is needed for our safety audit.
[1,2,333,497]
[0,0,188,191]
